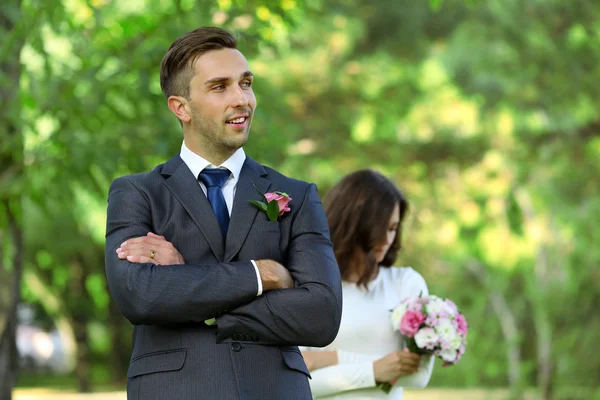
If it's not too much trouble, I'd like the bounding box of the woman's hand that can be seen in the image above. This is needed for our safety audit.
[373,349,421,383]
[117,232,184,265]
[301,351,338,372]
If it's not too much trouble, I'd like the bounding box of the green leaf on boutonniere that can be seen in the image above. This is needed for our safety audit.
[267,199,280,221]
[275,191,289,197]
[252,182,268,202]
[248,200,268,212]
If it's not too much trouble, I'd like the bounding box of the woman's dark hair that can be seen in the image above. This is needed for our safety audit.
[324,169,409,289]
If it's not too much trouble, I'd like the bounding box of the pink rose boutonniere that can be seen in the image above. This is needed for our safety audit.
[248,184,292,221]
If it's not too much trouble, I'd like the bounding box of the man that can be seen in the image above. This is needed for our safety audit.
[104,27,343,399]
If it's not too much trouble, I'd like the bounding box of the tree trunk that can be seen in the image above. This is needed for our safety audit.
[0,202,24,400]
[467,260,524,400]
[0,1,24,399]
[516,190,554,400]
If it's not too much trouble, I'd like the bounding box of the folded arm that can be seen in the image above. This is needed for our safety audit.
[215,183,343,347]
[105,177,261,325]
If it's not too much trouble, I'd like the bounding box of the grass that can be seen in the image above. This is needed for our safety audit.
[15,375,600,400]
[16,373,123,392]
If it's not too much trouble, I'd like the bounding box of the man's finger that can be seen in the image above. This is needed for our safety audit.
[147,232,166,240]
[120,236,164,247]
[126,255,160,265]
[119,248,161,260]
[121,240,167,252]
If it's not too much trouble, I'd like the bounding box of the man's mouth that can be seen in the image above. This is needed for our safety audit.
[226,116,248,125]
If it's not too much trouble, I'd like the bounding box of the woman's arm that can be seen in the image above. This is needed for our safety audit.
[301,350,338,372]
[307,363,378,398]
[301,349,421,398]
[300,349,378,397]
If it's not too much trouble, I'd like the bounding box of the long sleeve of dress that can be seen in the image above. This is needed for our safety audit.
[307,362,377,398]
[296,349,380,397]
[306,349,434,398]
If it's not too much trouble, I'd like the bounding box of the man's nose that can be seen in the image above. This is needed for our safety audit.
[231,85,249,107]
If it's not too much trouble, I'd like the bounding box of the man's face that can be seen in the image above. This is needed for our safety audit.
[186,48,256,154]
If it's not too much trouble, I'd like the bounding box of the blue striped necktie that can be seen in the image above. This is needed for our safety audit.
[198,168,231,240]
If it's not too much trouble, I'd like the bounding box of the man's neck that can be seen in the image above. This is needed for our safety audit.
[184,136,234,166]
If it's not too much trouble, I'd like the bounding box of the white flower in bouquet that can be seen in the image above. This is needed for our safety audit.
[439,347,458,363]
[414,327,439,350]
[390,301,408,329]
[436,319,458,343]
[425,296,454,316]
[450,335,463,350]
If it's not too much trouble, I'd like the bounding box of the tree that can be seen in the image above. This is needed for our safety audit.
[0,1,24,398]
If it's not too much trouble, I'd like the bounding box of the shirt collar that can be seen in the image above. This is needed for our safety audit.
[180,141,246,180]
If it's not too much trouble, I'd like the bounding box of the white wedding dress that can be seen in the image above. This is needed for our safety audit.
[301,267,434,399]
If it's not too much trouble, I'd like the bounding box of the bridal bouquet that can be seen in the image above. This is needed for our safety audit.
[390,294,468,366]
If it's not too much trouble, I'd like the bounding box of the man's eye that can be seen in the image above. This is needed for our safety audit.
[213,84,225,90]
[241,80,252,87]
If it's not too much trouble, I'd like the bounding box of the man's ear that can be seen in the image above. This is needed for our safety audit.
[167,95,192,123]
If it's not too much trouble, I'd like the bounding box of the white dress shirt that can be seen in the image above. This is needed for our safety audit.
[180,141,263,296]
[301,267,434,399]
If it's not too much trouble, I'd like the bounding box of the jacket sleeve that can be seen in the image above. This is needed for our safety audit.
[215,183,343,347]
[104,176,260,325]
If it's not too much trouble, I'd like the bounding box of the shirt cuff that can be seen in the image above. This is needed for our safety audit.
[251,260,263,296]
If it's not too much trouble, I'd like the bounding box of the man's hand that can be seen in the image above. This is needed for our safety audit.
[255,259,293,291]
[373,349,421,383]
[117,232,184,265]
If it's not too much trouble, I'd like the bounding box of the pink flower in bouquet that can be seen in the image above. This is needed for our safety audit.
[400,310,426,337]
[425,310,444,327]
[445,299,458,313]
[407,300,423,312]
[456,314,468,337]
[264,192,292,216]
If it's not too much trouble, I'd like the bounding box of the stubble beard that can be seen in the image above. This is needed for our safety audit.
[190,108,251,159]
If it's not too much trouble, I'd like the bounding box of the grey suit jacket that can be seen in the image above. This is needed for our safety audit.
[105,154,343,400]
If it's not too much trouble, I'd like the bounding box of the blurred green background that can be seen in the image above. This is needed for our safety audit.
[1,0,599,399]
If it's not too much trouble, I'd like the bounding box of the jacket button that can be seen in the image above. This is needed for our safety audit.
[232,334,239,340]
[231,343,242,352]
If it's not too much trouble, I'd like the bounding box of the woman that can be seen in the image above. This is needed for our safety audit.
[301,169,434,399]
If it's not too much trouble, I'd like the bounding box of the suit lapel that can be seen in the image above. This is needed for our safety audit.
[224,157,271,262]
[161,154,225,260]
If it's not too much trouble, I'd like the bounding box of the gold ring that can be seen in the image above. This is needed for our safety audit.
[150,250,155,259]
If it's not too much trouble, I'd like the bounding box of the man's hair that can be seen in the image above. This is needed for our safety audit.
[324,169,409,290]
[160,27,237,99]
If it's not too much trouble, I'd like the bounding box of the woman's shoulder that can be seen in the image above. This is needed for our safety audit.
[381,266,428,294]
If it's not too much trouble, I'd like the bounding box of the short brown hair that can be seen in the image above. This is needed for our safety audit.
[160,27,237,99]
[324,170,409,289]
